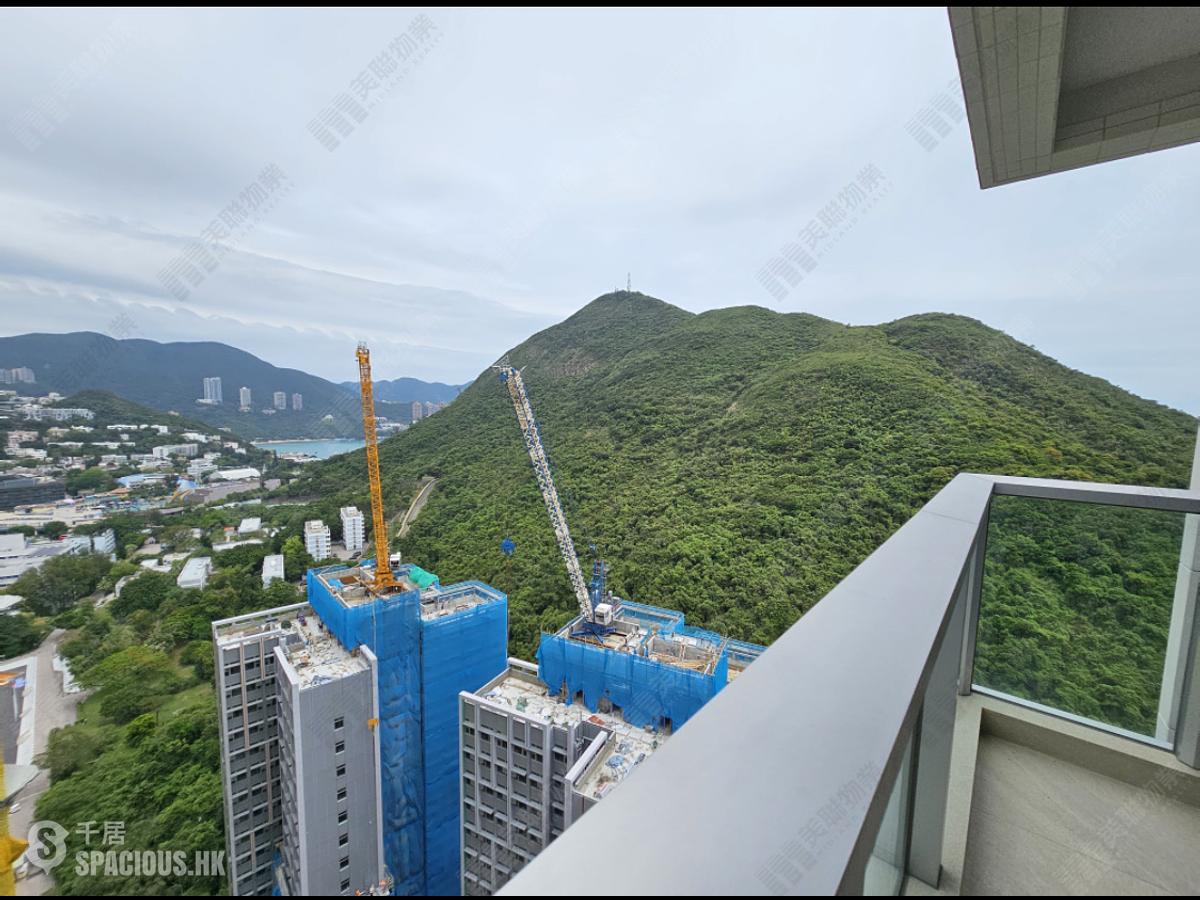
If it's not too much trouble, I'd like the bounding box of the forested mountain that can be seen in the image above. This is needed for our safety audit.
[0,332,415,440]
[288,291,1195,730]
[338,376,464,405]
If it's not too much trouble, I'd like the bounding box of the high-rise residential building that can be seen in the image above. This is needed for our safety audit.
[203,376,224,404]
[215,561,507,895]
[410,401,423,422]
[340,506,365,553]
[291,392,303,411]
[274,613,386,896]
[274,391,288,410]
[423,401,435,419]
[239,386,252,409]
[0,366,36,384]
[304,520,331,561]
[213,606,292,896]
[459,603,762,895]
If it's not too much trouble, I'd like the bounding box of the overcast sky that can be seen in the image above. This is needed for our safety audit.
[1,8,1197,411]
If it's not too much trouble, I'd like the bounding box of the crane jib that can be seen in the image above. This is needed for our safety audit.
[496,364,593,621]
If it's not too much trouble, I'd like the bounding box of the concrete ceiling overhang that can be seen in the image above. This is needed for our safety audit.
[949,6,1200,188]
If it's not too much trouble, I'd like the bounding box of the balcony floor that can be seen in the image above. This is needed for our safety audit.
[909,694,1200,897]
[962,732,1200,894]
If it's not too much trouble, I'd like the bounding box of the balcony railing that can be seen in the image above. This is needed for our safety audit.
[500,473,1200,895]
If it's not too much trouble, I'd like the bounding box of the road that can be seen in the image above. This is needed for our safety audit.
[395,477,437,539]
[1,630,86,895]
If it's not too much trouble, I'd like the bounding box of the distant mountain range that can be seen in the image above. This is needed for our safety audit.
[338,377,464,405]
[0,332,461,441]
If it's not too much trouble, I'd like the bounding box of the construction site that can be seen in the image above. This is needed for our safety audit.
[212,345,762,897]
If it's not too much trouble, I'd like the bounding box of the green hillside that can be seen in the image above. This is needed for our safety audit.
[287,292,1195,729]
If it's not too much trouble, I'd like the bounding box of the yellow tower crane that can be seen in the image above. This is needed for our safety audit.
[356,343,397,592]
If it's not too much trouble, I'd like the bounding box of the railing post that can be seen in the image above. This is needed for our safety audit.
[908,557,970,887]
[957,510,989,695]
[1174,579,1200,769]
[1161,422,1200,752]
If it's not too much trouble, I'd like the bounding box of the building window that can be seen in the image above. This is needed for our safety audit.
[340,878,350,892]
[336,764,346,777]
[335,741,345,754]
[340,857,349,870]
[337,787,347,801]
[334,716,344,730]
[338,810,348,824]
[339,834,349,847]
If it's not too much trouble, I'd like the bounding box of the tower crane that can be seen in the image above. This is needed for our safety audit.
[495,361,619,637]
[356,343,397,592]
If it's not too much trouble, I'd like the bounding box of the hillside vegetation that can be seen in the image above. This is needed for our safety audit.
[289,292,1195,730]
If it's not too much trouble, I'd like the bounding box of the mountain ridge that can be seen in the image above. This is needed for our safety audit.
[0,331,459,441]
[286,291,1195,663]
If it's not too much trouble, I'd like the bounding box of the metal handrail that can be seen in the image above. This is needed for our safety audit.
[500,474,1200,895]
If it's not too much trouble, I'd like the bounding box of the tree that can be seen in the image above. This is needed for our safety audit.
[181,640,214,681]
[265,578,301,607]
[0,612,49,658]
[65,466,116,496]
[39,520,70,539]
[109,570,173,619]
[11,552,112,616]
[81,645,180,724]
[281,535,313,580]
[35,726,111,780]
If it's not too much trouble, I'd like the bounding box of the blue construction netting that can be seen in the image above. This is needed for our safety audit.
[536,630,719,730]
[420,584,507,896]
[536,603,768,731]
[307,566,426,895]
[306,566,508,897]
[620,600,685,633]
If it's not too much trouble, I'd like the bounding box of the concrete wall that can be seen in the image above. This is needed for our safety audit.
[277,649,383,896]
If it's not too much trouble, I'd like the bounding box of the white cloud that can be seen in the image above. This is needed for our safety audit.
[0,8,1197,410]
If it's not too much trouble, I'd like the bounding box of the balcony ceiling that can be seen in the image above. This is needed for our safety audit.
[949,7,1200,188]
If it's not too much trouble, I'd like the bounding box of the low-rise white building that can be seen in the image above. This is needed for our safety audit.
[261,553,285,587]
[153,443,199,459]
[211,467,260,482]
[0,532,88,587]
[177,556,213,590]
[90,528,117,559]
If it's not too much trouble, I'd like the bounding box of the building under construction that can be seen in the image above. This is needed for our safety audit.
[214,563,508,897]
[459,608,763,895]
[215,345,763,896]
[306,561,507,896]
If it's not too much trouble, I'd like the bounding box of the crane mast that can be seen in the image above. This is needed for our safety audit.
[494,362,599,623]
[357,343,396,591]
